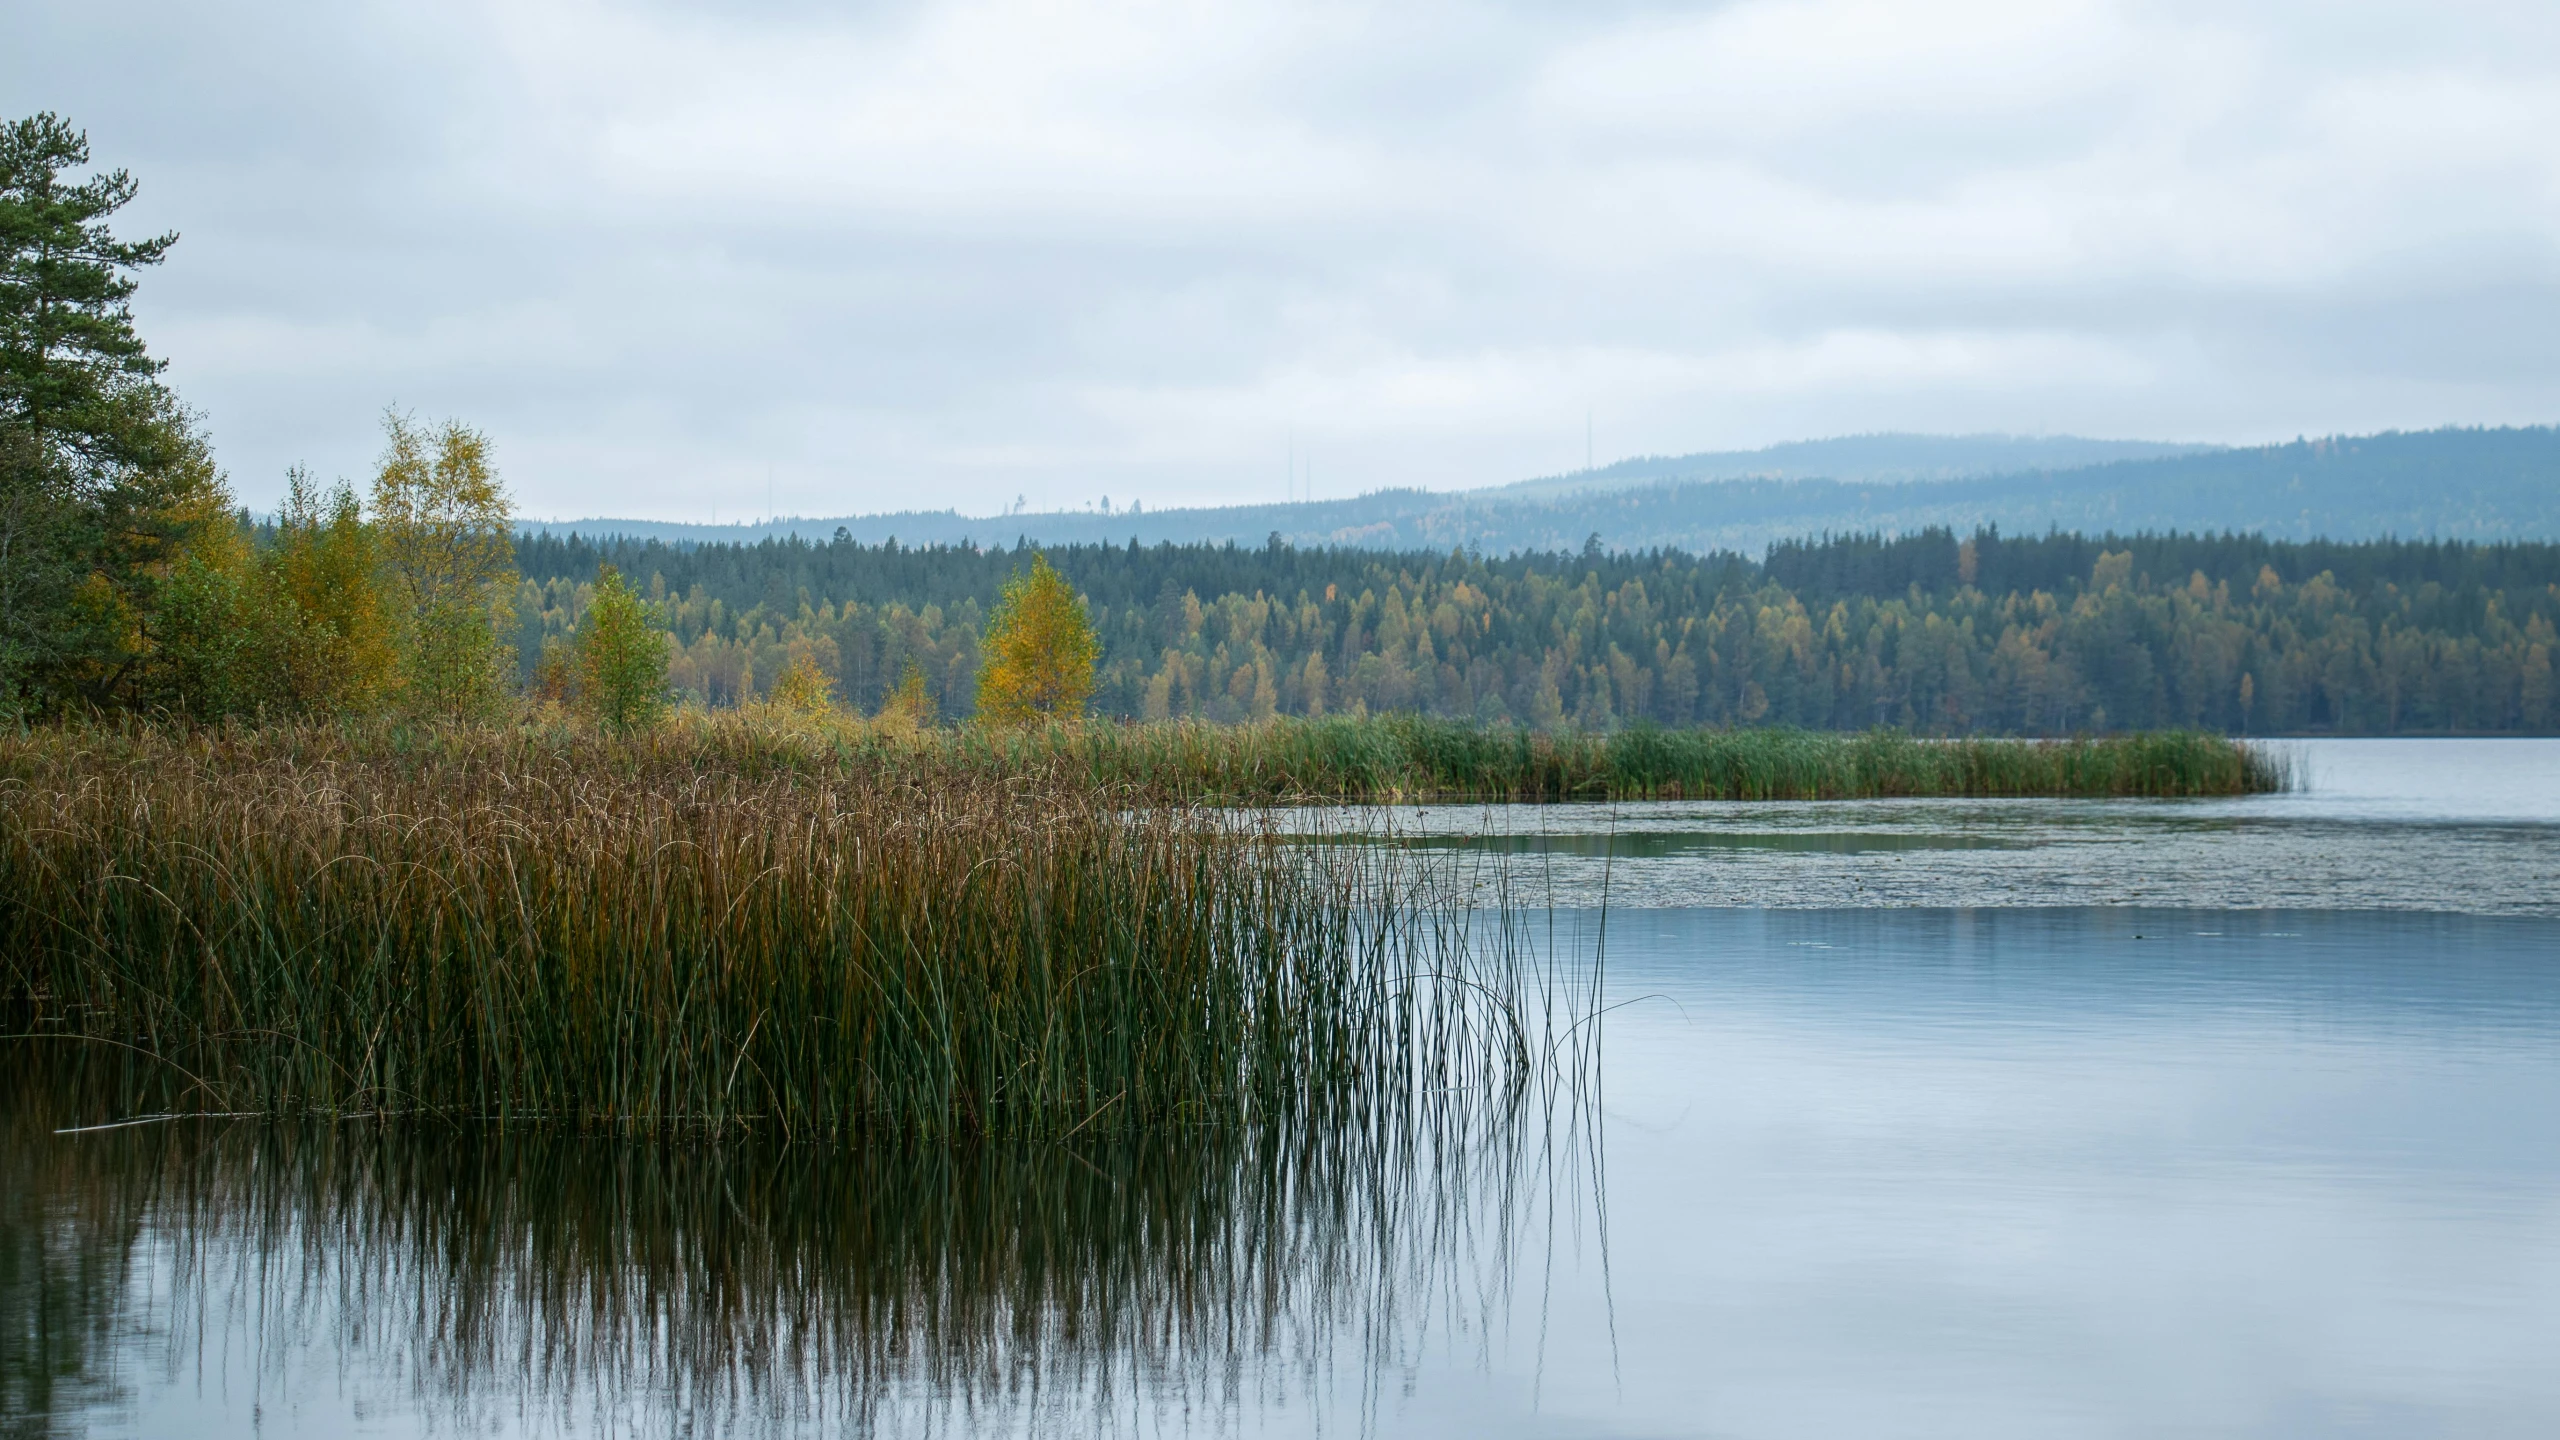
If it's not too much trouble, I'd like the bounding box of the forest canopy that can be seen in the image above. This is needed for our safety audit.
[510,527,2560,735]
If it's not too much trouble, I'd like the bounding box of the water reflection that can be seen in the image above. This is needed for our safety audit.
[0,1050,1588,1438]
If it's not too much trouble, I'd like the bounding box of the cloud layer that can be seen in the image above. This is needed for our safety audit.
[10,0,2559,519]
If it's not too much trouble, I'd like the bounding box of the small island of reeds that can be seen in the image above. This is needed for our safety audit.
[934,713,2289,801]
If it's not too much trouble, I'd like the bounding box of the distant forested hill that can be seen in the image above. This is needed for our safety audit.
[1486,432,2213,499]
[527,425,2560,555]
[513,528,2560,735]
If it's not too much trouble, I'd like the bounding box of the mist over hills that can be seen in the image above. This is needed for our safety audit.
[1488,433,2214,499]
[526,425,2560,555]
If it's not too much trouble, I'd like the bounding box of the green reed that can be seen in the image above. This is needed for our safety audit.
[0,718,1544,1135]
[941,715,2289,801]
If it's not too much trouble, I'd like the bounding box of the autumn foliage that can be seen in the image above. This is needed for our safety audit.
[974,553,1097,725]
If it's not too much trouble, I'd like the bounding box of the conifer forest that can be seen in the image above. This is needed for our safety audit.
[512,528,2560,735]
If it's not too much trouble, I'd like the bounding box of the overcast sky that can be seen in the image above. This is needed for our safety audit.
[10,1,2560,520]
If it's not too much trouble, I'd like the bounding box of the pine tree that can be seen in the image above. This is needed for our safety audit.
[1,111,224,713]
[0,112,177,486]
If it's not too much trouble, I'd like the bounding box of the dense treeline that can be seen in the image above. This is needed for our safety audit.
[513,528,2560,734]
[12,112,2551,738]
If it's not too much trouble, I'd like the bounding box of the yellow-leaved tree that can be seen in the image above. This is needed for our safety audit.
[874,657,935,733]
[767,649,835,717]
[371,411,515,717]
[974,553,1096,725]
[265,465,397,713]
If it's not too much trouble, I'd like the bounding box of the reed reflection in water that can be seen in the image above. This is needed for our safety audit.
[0,1047,1597,1438]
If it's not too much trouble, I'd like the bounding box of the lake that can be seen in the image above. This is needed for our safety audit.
[6,738,2557,1437]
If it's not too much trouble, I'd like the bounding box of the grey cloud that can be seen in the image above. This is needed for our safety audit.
[6,0,2558,522]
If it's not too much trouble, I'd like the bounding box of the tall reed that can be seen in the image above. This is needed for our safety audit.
[811,713,2285,801]
[0,719,1537,1135]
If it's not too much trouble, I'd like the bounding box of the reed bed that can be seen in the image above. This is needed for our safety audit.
[938,715,2288,801]
[0,709,2267,1131]
[0,720,1542,1135]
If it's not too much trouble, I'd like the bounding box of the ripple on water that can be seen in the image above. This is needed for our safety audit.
[1290,739,2560,914]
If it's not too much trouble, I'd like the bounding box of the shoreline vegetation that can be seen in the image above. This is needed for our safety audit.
[0,718,1562,1135]
[0,713,2270,1134]
[924,713,2288,800]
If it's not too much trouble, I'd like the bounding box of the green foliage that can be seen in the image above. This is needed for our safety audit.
[0,462,82,719]
[0,114,458,725]
[578,564,668,735]
[0,112,233,714]
[144,517,262,715]
[517,529,2560,734]
[976,553,1097,724]
[263,467,397,712]
[510,565,976,719]
[931,716,2281,801]
[0,112,177,486]
[373,410,515,717]
[146,470,406,720]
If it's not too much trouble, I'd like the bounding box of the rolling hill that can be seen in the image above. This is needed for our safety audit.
[525,425,2560,555]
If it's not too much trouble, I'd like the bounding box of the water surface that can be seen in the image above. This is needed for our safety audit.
[1320,738,2560,912]
[7,738,2556,1437]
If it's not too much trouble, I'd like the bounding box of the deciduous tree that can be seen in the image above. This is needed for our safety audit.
[875,657,935,732]
[268,466,395,711]
[768,649,835,716]
[974,553,1096,724]
[372,410,516,716]
[578,563,667,735]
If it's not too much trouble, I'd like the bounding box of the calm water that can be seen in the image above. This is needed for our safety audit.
[6,739,2558,1437]
[1321,737,2560,913]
